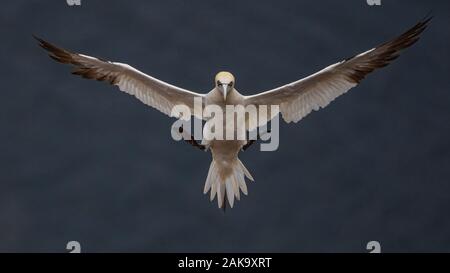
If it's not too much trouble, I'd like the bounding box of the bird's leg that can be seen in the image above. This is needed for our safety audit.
[178,125,206,151]
[242,140,256,151]
[242,129,272,151]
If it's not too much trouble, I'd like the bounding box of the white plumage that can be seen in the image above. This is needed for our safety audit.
[35,17,430,209]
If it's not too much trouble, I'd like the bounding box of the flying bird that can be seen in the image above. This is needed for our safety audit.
[35,17,430,209]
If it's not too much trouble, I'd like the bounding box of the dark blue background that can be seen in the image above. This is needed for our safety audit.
[0,0,449,252]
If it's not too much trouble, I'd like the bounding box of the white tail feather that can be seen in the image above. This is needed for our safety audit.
[234,167,248,195]
[225,178,234,208]
[231,174,240,200]
[203,158,254,209]
[238,159,254,181]
[203,161,215,194]
[217,183,225,208]
[210,178,217,201]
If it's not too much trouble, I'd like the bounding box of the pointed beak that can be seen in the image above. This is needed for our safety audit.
[222,84,229,100]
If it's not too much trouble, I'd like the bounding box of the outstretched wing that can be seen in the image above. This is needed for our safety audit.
[244,17,431,127]
[35,36,204,119]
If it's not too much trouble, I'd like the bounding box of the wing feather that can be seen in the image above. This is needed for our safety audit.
[35,36,204,119]
[245,17,431,125]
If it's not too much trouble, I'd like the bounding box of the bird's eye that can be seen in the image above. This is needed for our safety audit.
[217,81,222,86]
[229,81,233,86]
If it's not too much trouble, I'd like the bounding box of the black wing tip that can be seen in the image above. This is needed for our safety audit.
[34,36,119,84]
[343,16,431,64]
[421,12,434,24]
[33,35,77,65]
[418,14,433,32]
[32,34,43,42]
[344,16,432,84]
[33,34,50,50]
[33,34,52,49]
[402,15,432,48]
[411,14,433,38]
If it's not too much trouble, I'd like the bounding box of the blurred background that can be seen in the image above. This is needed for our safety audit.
[0,0,449,252]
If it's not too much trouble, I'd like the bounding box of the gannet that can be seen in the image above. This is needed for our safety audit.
[35,17,430,209]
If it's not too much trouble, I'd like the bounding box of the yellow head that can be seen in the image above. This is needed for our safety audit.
[215,71,235,100]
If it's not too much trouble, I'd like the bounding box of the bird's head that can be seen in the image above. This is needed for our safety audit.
[215,71,235,101]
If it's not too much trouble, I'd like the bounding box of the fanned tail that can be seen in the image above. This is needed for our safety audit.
[203,158,254,209]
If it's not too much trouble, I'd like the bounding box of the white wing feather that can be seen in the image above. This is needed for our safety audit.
[244,18,430,127]
[36,37,204,119]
